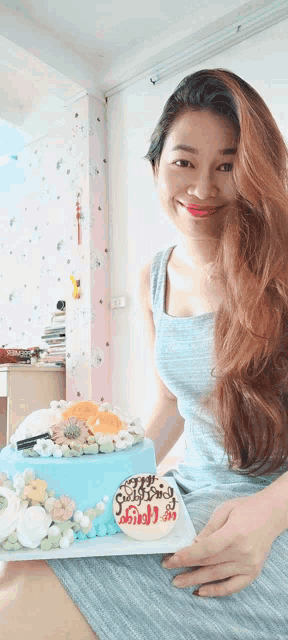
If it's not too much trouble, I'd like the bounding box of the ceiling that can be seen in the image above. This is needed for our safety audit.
[0,0,283,147]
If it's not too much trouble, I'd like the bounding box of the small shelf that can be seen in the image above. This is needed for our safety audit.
[0,364,66,446]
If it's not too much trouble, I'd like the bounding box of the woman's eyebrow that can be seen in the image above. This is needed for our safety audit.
[171,144,237,156]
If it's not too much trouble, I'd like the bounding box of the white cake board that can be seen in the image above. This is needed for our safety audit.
[0,478,196,562]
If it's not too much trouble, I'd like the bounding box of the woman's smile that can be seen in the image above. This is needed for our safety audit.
[178,201,224,218]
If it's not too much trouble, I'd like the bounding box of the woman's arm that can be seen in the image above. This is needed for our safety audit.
[259,470,288,535]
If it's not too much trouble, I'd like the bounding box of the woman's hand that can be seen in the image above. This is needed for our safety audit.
[161,490,284,597]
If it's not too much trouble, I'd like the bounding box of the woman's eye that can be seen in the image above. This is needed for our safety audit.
[218,163,233,172]
[175,160,192,168]
[174,160,233,172]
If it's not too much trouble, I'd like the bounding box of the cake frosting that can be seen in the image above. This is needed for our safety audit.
[0,400,157,552]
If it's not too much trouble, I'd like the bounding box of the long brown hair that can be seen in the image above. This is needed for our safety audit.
[144,68,288,476]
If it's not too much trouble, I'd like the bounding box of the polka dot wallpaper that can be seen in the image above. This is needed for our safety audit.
[0,94,111,404]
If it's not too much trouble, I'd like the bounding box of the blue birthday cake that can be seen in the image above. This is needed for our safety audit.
[0,400,156,552]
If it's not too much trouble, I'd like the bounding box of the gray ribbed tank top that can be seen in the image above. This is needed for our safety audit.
[150,244,288,490]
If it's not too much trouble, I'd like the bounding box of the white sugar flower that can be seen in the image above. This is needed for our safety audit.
[50,400,60,411]
[53,447,63,458]
[61,444,69,453]
[16,505,52,549]
[131,426,144,436]
[92,432,104,444]
[127,420,144,435]
[114,439,128,450]
[0,472,9,486]
[98,402,114,413]
[97,434,113,445]
[50,400,73,412]
[122,432,135,446]
[114,431,134,448]
[23,469,36,484]
[11,406,64,445]
[132,416,143,427]
[33,438,55,457]
[117,429,129,438]
[13,472,25,494]
[0,487,23,542]
[112,406,129,422]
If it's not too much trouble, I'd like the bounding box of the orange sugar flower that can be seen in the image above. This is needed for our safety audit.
[87,411,124,435]
[61,401,99,423]
[23,479,47,502]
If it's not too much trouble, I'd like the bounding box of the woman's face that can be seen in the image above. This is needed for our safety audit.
[154,109,238,237]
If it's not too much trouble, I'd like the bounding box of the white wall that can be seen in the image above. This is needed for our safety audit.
[107,18,288,459]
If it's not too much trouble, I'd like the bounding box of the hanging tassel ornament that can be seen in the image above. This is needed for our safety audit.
[76,190,82,245]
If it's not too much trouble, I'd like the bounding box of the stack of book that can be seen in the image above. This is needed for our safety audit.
[40,309,66,366]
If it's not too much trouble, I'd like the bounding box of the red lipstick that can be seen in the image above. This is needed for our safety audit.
[180,202,220,217]
[186,203,216,210]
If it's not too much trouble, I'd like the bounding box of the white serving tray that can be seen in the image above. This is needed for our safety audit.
[0,478,196,562]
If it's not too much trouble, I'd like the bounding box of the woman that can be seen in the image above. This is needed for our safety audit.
[2,68,288,639]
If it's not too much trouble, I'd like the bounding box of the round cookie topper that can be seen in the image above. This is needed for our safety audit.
[113,473,179,540]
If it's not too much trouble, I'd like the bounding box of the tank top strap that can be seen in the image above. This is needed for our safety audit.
[150,245,176,324]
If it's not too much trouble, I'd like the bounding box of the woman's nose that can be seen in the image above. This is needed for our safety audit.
[188,180,218,201]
